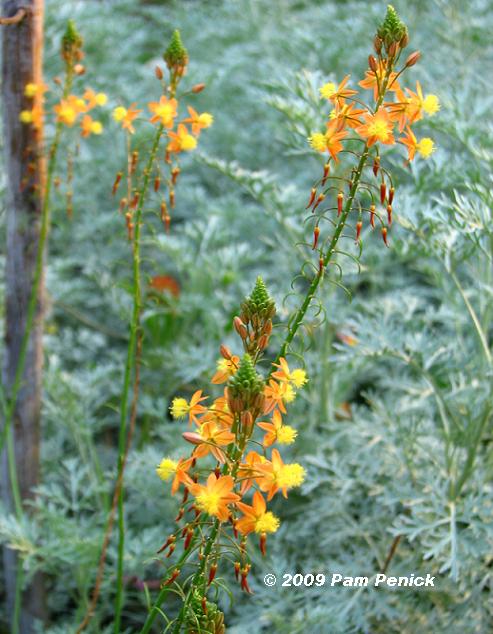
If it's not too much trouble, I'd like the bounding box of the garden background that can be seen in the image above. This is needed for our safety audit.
[1,0,492,632]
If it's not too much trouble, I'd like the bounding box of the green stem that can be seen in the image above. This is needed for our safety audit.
[113,124,165,633]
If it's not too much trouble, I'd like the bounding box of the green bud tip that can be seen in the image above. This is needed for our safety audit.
[377,4,408,48]
[164,29,189,69]
[229,354,264,395]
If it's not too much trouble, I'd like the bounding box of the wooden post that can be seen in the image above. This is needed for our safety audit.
[1,0,47,630]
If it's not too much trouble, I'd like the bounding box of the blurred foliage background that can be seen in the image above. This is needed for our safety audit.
[1,0,492,632]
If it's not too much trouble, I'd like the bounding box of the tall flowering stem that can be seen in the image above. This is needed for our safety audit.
[144,6,439,632]
[99,30,213,633]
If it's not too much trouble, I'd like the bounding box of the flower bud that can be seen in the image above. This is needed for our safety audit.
[368,55,378,72]
[233,316,247,339]
[182,432,202,445]
[374,35,383,54]
[192,82,206,93]
[155,65,164,80]
[337,191,343,216]
[373,156,380,177]
[112,171,122,196]
[306,187,316,209]
[405,50,421,68]
[380,182,386,204]
[322,162,330,186]
[312,225,320,250]
[312,193,325,212]
[164,568,180,585]
[387,204,392,226]
[74,63,85,75]
[220,344,232,360]
[208,563,218,586]
[389,187,395,205]
[154,175,161,192]
[355,221,362,242]
[370,204,376,228]
[381,226,389,247]
[258,334,269,350]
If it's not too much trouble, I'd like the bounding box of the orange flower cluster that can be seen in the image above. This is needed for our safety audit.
[306,8,439,254]
[110,41,213,239]
[156,278,307,591]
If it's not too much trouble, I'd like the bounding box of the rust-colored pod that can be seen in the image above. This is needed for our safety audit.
[337,192,343,216]
[389,187,395,205]
[368,55,378,72]
[387,204,393,226]
[208,563,218,586]
[220,344,232,359]
[155,65,164,80]
[163,568,180,586]
[260,533,267,557]
[306,187,317,209]
[312,226,320,250]
[192,83,206,93]
[312,193,325,212]
[112,171,122,196]
[381,226,389,247]
[380,182,386,205]
[258,334,269,350]
[373,35,383,54]
[355,221,363,242]
[373,156,380,177]
[405,50,421,68]
[370,204,376,228]
[154,175,161,192]
[233,316,248,339]
[241,411,253,429]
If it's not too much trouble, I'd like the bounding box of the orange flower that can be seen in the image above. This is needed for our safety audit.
[272,358,308,388]
[359,60,400,100]
[356,108,395,146]
[255,449,306,501]
[308,120,348,162]
[83,88,108,110]
[263,379,296,414]
[183,106,213,134]
[212,356,240,384]
[191,421,235,463]
[53,98,80,126]
[320,75,358,107]
[328,101,366,130]
[258,409,298,447]
[148,95,178,127]
[113,104,142,134]
[170,390,208,425]
[188,473,240,521]
[156,456,194,495]
[167,123,197,153]
[400,127,435,161]
[237,450,266,494]
[80,114,103,137]
[236,491,280,536]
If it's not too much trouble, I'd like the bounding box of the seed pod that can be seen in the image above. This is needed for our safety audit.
[322,162,330,186]
[169,189,175,208]
[373,156,380,177]
[154,175,161,192]
[337,192,343,216]
[319,257,324,275]
[260,533,267,556]
[387,204,393,225]
[388,187,395,205]
[234,561,240,581]
[201,597,208,615]
[306,187,317,209]
[356,221,363,242]
[208,563,217,586]
[130,150,139,174]
[155,65,164,80]
[312,193,325,212]
[112,171,122,195]
[381,226,389,247]
[130,192,140,209]
[184,527,194,550]
[312,226,320,250]
[380,182,386,204]
[157,534,175,554]
[166,543,176,558]
[171,167,181,185]
[370,204,376,228]
[164,568,180,586]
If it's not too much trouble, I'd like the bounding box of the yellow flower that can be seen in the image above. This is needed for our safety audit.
[255,511,280,534]
[113,106,128,122]
[19,110,33,123]
[53,100,78,126]
[308,132,327,152]
[422,94,440,116]
[184,106,214,134]
[416,137,435,158]
[170,397,189,419]
[156,458,178,481]
[277,425,297,445]
[95,92,107,106]
[24,83,38,98]
[81,115,103,137]
[167,123,197,153]
[320,82,337,100]
[277,463,306,489]
[272,358,308,388]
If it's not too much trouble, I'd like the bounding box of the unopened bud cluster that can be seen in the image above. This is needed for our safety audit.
[234,276,276,356]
